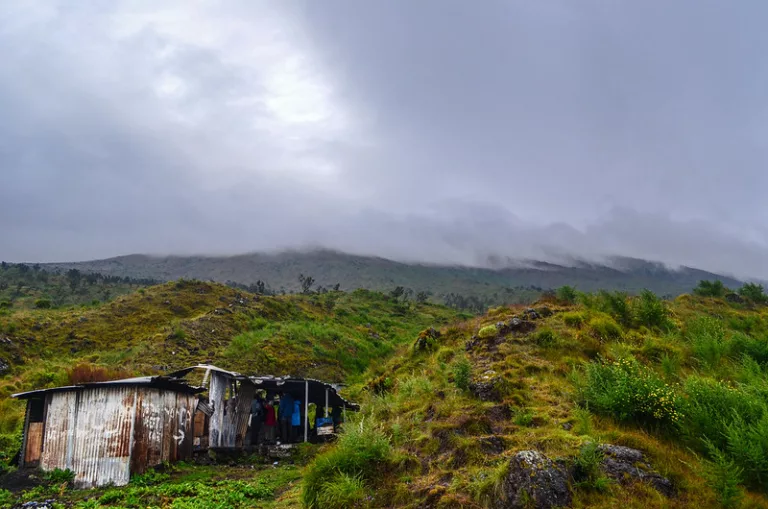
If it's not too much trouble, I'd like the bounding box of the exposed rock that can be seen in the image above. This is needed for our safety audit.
[469,370,505,401]
[0,358,9,375]
[725,293,744,304]
[523,308,540,320]
[561,422,573,431]
[536,306,553,317]
[497,450,571,509]
[598,444,674,497]
[479,435,506,455]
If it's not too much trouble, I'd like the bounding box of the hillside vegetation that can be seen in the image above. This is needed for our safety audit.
[42,250,744,311]
[0,262,157,309]
[0,281,463,480]
[3,279,768,508]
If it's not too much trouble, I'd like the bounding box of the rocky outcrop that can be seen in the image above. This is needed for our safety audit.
[469,370,506,401]
[598,445,674,497]
[414,327,441,351]
[496,451,571,509]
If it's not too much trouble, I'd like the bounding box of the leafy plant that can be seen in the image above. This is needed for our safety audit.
[557,285,578,304]
[572,442,611,492]
[452,356,472,391]
[702,439,744,508]
[694,280,727,298]
[478,325,497,339]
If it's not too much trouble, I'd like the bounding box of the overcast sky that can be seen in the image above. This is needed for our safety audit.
[1,1,767,278]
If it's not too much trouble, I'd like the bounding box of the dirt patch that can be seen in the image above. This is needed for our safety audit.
[0,468,47,493]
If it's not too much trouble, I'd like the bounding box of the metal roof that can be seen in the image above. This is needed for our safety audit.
[12,375,204,399]
[168,364,360,410]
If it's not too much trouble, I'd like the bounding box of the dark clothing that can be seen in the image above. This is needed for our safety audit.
[250,419,262,445]
[278,394,294,420]
[280,418,291,443]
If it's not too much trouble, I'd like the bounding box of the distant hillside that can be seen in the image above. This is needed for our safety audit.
[43,250,743,308]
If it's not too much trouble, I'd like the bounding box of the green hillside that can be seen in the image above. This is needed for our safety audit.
[3,280,768,508]
[42,249,743,311]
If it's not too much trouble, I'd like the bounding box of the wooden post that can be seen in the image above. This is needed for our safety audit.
[304,381,309,443]
[325,388,329,418]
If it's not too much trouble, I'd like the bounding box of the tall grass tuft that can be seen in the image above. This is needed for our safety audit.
[302,420,392,508]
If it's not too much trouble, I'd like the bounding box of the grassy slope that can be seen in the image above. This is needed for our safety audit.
[43,250,743,302]
[4,282,768,508]
[0,281,463,471]
[328,293,768,508]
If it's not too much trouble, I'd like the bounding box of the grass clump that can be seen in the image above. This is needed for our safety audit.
[451,355,472,391]
[302,421,391,508]
[577,357,682,428]
[478,325,497,339]
[572,442,611,492]
[588,316,623,341]
[563,312,585,328]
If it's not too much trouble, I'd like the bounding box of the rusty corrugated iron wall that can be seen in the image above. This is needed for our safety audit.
[208,372,254,448]
[36,387,196,489]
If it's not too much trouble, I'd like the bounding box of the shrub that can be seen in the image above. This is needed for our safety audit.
[694,280,727,298]
[579,357,682,428]
[588,316,623,341]
[730,332,768,364]
[563,312,585,328]
[302,421,391,508]
[721,410,768,488]
[452,356,472,391]
[686,316,728,368]
[572,442,611,491]
[533,328,557,347]
[0,489,13,507]
[679,376,763,452]
[597,291,633,327]
[738,283,768,304]
[478,325,497,339]
[556,285,578,304]
[0,301,11,310]
[633,290,671,330]
[513,408,534,427]
[573,406,593,436]
[702,439,744,508]
[45,468,75,484]
[34,298,52,309]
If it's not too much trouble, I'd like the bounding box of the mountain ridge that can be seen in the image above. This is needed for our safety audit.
[39,250,744,307]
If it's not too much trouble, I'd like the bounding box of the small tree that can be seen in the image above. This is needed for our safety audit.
[556,285,578,304]
[416,291,431,304]
[694,280,726,298]
[298,274,315,294]
[738,283,768,304]
[389,286,405,301]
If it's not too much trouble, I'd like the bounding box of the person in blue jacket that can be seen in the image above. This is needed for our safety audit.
[278,392,294,442]
[291,399,302,442]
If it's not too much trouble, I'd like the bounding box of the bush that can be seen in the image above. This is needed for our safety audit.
[452,356,472,391]
[478,325,497,339]
[533,328,557,347]
[45,468,75,484]
[588,316,623,341]
[597,291,633,327]
[702,439,744,508]
[557,285,578,304]
[679,376,763,452]
[34,298,52,309]
[730,332,768,364]
[579,357,682,428]
[563,312,585,328]
[694,280,727,298]
[302,421,391,508]
[686,316,728,368]
[572,442,611,491]
[738,283,768,304]
[633,290,671,330]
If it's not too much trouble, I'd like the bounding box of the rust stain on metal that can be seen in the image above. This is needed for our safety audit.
[28,385,197,488]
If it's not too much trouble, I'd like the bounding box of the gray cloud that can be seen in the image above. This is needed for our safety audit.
[1,1,767,279]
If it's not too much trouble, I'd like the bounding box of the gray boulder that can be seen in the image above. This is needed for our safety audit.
[497,450,571,509]
[598,444,674,497]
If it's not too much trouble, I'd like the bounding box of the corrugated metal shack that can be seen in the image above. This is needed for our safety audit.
[13,375,203,488]
[12,364,359,489]
[169,365,360,449]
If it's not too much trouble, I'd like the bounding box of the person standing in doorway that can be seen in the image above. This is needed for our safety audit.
[278,391,294,443]
[291,399,302,442]
[249,391,265,446]
[263,396,277,444]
